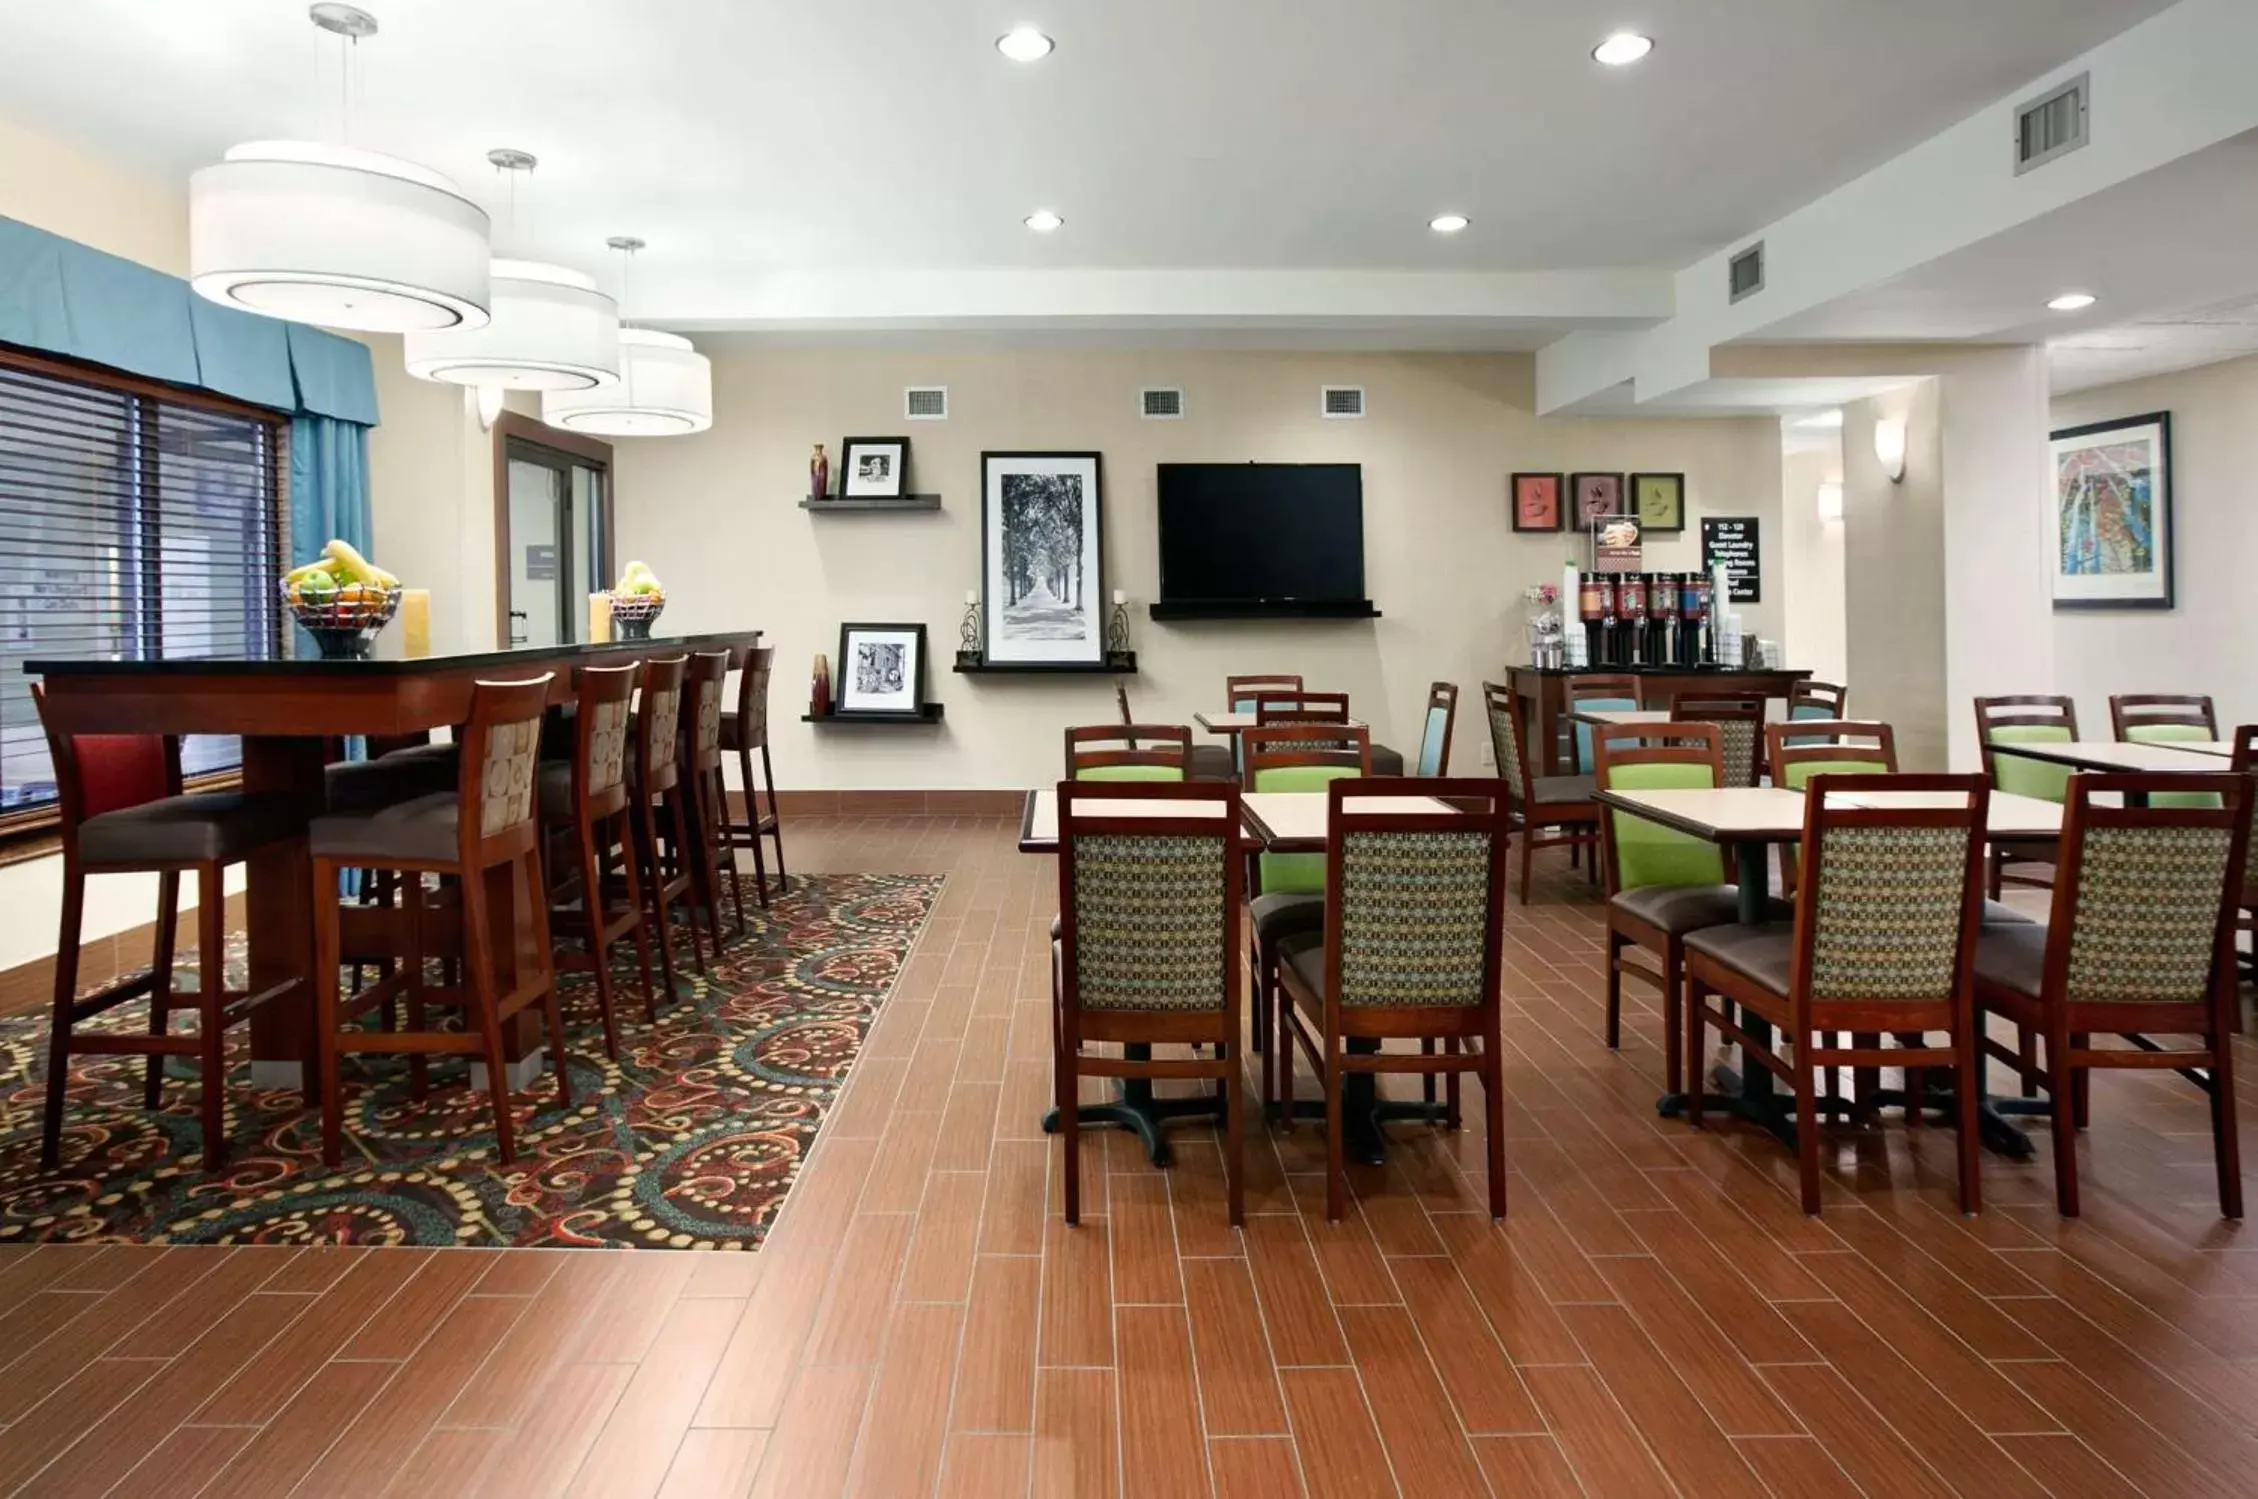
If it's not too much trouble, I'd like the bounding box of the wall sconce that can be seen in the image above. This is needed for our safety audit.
[1816,481,1844,523]
[1872,418,1907,483]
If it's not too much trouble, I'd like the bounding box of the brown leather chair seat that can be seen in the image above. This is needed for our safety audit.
[1529,773,1597,806]
[1277,930,1327,998]
[1981,899,2038,929]
[1611,885,1788,935]
[325,757,438,816]
[308,792,459,865]
[1189,743,1236,782]
[1972,922,2047,1000]
[78,792,302,870]
[1682,923,1796,993]
[1249,891,1325,947]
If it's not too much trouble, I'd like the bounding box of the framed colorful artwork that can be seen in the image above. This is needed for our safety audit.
[2049,412,2173,609]
[1570,472,1623,525]
[1631,472,1686,535]
[1511,472,1563,533]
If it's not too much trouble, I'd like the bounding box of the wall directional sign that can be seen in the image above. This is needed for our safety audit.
[1701,517,1761,604]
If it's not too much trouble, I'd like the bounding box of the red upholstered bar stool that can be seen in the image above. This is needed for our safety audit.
[32,684,304,1171]
[684,649,745,943]
[720,645,788,906]
[308,675,569,1168]
[629,654,707,998]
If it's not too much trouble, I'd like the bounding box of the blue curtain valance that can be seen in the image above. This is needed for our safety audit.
[0,214,379,424]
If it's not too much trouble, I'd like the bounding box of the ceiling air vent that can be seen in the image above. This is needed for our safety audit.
[904,385,948,420]
[2015,73,2089,175]
[1728,242,1765,304]
[1320,385,1365,419]
[1140,386,1185,420]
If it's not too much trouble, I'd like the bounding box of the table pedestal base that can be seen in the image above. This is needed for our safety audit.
[1041,1081,1222,1168]
[1659,1068,2037,1160]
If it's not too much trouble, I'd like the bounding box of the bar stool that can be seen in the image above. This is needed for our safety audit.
[720,645,788,906]
[537,662,657,1056]
[630,654,706,997]
[684,650,745,944]
[31,685,305,1172]
[308,675,567,1168]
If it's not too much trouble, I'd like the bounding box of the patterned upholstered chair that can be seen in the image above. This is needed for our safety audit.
[1684,774,1991,1215]
[629,654,706,999]
[1785,681,1848,745]
[31,685,305,1172]
[1668,694,1765,787]
[309,675,568,1168]
[1273,779,1511,1220]
[1221,674,1303,780]
[2110,693,2223,810]
[1258,691,1404,777]
[1974,772,2250,1218]
[1594,721,1777,1093]
[1766,719,1895,900]
[1566,673,1642,774]
[684,649,744,944]
[538,662,656,1055]
[1413,681,1459,776]
[1976,694,2079,898]
[1482,681,1599,903]
[1053,779,1245,1225]
[1067,722,1190,780]
[719,645,789,907]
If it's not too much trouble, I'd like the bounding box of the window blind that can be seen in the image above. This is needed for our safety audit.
[0,357,284,815]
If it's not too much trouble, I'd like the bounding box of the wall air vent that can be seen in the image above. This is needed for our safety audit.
[1141,386,1185,419]
[1728,242,1765,304]
[904,386,948,420]
[2015,73,2089,175]
[1320,385,1365,419]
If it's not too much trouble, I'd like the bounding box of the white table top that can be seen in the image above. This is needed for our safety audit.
[1992,740,2233,773]
[1194,710,1367,734]
[1595,786,2065,842]
[1569,708,1672,727]
[1017,788,1453,853]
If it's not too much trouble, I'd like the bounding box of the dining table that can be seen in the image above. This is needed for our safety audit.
[27,630,766,1092]
[1191,709,1368,737]
[1992,739,2233,774]
[1593,782,2065,1159]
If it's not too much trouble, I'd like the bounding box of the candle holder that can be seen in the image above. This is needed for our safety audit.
[1106,597,1132,655]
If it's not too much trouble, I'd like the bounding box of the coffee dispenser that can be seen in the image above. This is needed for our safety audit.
[1647,572,1679,666]
[1616,572,1647,665]
[1678,573,1714,665]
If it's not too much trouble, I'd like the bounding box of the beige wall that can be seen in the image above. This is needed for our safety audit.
[2050,352,2257,728]
[0,113,186,274]
[1843,381,1949,769]
[1779,442,1846,690]
[616,346,1786,790]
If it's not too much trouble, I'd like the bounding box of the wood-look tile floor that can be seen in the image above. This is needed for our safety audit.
[1,814,2255,1498]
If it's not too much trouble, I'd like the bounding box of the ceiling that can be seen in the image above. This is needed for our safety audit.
[0,0,2176,292]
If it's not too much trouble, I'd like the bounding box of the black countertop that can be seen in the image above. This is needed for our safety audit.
[26,631,762,679]
[1505,662,1811,678]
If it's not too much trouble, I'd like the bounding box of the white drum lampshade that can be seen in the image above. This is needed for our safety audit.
[403,260,620,390]
[542,328,712,435]
[190,141,491,333]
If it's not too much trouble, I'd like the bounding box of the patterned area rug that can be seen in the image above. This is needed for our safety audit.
[0,872,940,1249]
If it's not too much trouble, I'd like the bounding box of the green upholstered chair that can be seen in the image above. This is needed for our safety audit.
[1685,774,1992,1216]
[1482,680,1600,903]
[1976,695,2079,899]
[2112,694,2222,809]
[1273,778,1510,1220]
[1567,674,1642,774]
[1066,722,1191,781]
[1256,691,1405,776]
[1783,681,1848,747]
[1766,719,1897,901]
[1973,771,2250,1219]
[1053,779,1245,1225]
[1593,722,1761,1096]
[1241,723,1372,1100]
[1223,674,1304,779]
[1413,681,1459,776]
[1668,694,1766,787]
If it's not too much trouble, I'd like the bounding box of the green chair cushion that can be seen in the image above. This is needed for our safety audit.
[1987,723,2073,803]
[2124,724,2222,806]
[1777,758,1886,791]
[1602,760,1724,889]
[1075,765,1185,782]
[1254,763,1360,893]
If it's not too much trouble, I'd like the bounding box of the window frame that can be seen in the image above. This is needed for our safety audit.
[490,410,614,649]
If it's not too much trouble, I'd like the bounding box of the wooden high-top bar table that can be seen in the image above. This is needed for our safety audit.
[28,631,764,1090]
[1503,662,1813,777]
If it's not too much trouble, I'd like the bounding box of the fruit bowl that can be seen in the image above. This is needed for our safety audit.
[609,591,666,641]
[284,581,403,660]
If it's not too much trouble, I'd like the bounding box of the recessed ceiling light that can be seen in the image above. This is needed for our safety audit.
[997,27,1054,62]
[1025,209,1064,233]
[1593,32,1654,66]
[1429,213,1470,234]
[2048,291,2098,312]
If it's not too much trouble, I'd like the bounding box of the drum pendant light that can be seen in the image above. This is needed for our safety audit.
[189,5,490,333]
[403,151,620,390]
[542,238,713,435]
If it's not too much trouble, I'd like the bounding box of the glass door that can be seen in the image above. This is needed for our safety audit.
[499,430,611,647]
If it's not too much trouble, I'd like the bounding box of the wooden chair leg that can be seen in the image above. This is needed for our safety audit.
[1603,931,1623,1050]
[2050,1035,2082,1218]
[735,745,769,907]
[521,849,570,1112]
[1421,1038,1436,1107]
[40,864,87,1171]
[1954,1019,1983,1217]
[314,858,347,1170]
[2071,1032,2092,1129]
[762,744,789,895]
[2211,1028,2243,1220]
[640,808,683,1008]
[578,829,622,1061]
[1276,978,1295,1132]
[614,812,660,1021]
[196,865,229,1170]
[460,872,518,1166]
[402,874,429,1102]
[1518,826,1535,905]
[1794,1034,1823,1215]
[714,769,748,939]
[145,869,180,1110]
[1060,1026,1082,1227]
[1684,978,1708,1128]
[1483,1044,1507,1219]
[1662,945,1684,1096]
[1324,1045,1347,1222]
[671,788,718,973]
[1224,1041,1245,1227]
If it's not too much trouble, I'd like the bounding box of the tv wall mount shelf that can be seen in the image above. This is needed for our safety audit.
[1147,600,1381,622]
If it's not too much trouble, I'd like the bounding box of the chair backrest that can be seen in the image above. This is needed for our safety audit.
[686,651,731,772]
[1787,774,1987,1011]
[1591,722,1726,893]
[2235,725,2258,773]
[1415,681,1459,776]
[1975,694,2079,803]
[1244,723,1371,896]
[30,681,181,841]
[1256,692,1356,753]
[456,674,555,856]
[1319,778,1508,1024]
[570,662,640,821]
[1669,694,1764,788]
[2039,772,2251,1011]
[1226,674,1303,713]
[1056,779,1242,1021]
[2110,693,2216,743]
[1766,720,1898,790]
[1788,680,1848,720]
[1480,681,1535,800]
[634,654,690,796]
[1067,723,1189,781]
[733,645,775,748]
[1567,674,1642,772]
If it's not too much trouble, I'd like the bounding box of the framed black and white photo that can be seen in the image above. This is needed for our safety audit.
[840,436,909,500]
[982,451,1104,665]
[836,622,928,715]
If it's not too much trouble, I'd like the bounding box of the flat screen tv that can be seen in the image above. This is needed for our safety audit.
[1156,463,1366,607]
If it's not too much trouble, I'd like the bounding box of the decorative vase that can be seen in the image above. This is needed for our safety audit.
[812,652,832,716]
[810,443,829,503]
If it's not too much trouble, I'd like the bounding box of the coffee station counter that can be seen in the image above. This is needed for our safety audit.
[1500,662,1814,777]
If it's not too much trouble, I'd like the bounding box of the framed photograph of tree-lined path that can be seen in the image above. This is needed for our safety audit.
[982,452,1105,664]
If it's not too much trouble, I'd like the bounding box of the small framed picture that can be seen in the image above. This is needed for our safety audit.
[1630,472,1686,535]
[840,436,909,499]
[1511,473,1564,533]
[836,622,928,715]
[1571,472,1624,525]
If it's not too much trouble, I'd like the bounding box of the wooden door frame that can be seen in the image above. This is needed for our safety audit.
[491,411,616,648]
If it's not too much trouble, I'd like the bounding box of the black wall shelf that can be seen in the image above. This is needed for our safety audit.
[954,653,1137,676]
[1147,600,1381,622]
[797,495,943,513]
[802,705,946,725]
